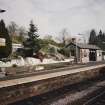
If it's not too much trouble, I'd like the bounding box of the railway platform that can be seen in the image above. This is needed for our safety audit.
[0,62,105,105]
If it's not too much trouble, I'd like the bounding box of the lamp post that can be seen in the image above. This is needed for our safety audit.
[75,38,78,63]
[0,9,6,20]
[77,33,87,63]
[75,34,86,63]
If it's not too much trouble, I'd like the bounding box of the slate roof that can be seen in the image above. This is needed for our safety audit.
[66,43,101,50]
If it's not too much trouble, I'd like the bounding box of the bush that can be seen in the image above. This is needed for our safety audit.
[58,48,70,57]
[12,64,18,67]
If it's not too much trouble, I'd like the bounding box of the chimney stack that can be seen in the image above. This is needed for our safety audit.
[71,38,76,43]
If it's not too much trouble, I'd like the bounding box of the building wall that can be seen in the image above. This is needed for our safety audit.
[80,49,89,63]
[67,44,103,63]
[12,43,23,52]
[80,49,102,63]
[97,50,102,61]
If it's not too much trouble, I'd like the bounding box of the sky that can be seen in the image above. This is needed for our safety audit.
[0,0,105,39]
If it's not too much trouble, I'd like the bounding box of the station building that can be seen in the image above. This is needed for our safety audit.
[66,42,103,63]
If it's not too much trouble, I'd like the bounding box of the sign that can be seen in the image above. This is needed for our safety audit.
[0,38,6,46]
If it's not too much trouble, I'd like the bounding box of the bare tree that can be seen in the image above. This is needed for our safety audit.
[18,26,26,42]
[8,21,18,38]
[59,28,70,45]
[44,35,52,40]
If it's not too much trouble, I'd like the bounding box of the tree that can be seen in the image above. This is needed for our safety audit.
[8,21,19,44]
[59,28,70,46]
[43,35,58,46]
[0,20,12,58]
[8,22,27,43]
[8,21,18,37]
[96,30,105,51]
[102,33,105,42]
[18,27,26,43]
[89,29,97,44]
[44,35,52,41]
[97,30,103,42]
[23,20,41,57]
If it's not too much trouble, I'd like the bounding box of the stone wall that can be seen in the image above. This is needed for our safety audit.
[0,66,105,105]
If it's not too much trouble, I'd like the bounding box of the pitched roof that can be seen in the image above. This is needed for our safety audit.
[66,43,101,50]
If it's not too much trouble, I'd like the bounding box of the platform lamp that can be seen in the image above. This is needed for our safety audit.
[0,9,6,20]
[75,34,86,63]
[0,9,6,13]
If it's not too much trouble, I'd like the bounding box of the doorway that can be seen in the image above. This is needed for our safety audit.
[89,49,97,61]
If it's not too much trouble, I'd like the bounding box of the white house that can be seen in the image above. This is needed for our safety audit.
[12,43,23,52]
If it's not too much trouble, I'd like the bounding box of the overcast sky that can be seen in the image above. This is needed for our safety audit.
[0,0,105,38]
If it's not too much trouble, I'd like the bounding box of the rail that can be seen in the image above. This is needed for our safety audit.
[84,89,105,105]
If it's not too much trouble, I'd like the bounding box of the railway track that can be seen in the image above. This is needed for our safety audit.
[9,76,105,105]
[83,90,105,105]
